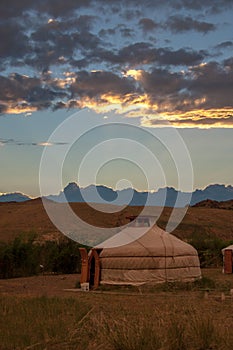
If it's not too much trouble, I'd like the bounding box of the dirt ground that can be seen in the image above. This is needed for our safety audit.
[1,268,233,298]
[0,273,80,297]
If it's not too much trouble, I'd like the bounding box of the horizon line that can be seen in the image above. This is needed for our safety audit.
[1,181,232,199]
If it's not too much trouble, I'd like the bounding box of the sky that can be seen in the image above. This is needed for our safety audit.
[0,0,233,197]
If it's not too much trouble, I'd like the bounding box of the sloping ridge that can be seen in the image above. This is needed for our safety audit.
[193,199,233,210]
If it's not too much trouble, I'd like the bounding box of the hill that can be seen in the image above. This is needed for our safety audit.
[0,192,31,202]
[0,199,232,243]
[193,199,233,210]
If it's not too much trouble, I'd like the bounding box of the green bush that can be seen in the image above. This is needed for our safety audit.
[52,240,81,274]
[0,233,40,278]
[188,231,233,267]
[0,234,84,279]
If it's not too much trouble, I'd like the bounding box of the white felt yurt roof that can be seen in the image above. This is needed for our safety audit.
[96,224,197,257]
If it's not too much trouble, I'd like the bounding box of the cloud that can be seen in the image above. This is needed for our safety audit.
[1,59,233,129]
[141,110,233,129]
[188,61,233,109]
[90,43,207,67]
[0,0,92,20]
[165,15,216,34]
[0,0,232,128]
[139,18,159,32]
[0,20,30,65]
[26,18,101,71]
[0,2,212,72]
[134,61,233,114]
[69,70,139,98]
[0,73,68,113]
[224,57,233,70]
[0,0,231,22]
[214,41,233,50]
[119,26,135,38]
[170,0,233,13]
[0,138,68,146]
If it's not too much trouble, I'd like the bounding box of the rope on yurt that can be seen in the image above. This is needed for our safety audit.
[122,225,164,275]
[111,222,172,282]
[130,226,176,283]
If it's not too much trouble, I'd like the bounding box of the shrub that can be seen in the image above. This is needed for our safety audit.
[188,232,233,267]
[0,233,40,278]
[0,234,84,278]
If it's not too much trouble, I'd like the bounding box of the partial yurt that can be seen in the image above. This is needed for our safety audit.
[222,245,233,274]
[79,216,201,288]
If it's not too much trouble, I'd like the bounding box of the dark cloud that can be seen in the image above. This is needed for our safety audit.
[99,28,116,38]
[30,15,97,41]
[0,0,92,19]
[122,9,141,21]
[36,19,97,45]
[127,60,233,118]
[155,48,207,66]
[37,0,92,18]
[52,101,68,111]
[0,104,7,114]
[0,73,68,112]
[139,68,185,95]
[0,0,231,22]
[0,21,30,61]
[188,61,233,108]
[0,69,138,113]
[91,43,206,67]
[70,70,139,99]
[165,15,216,34]
[98,0,233,13]
[0,59,233,125]
[119,26,134,38]
[24,19,102,70]
[171,0,233,13]
[99,24,134,40]
[224,57,233,70]
[0,1,219,73]
[117,42,156,65]
[139,18,159,32]
[0,0,232,129]
[214,41,233,50]
[0,0,32,19]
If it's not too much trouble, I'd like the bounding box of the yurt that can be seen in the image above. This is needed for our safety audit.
[79,216,201,288]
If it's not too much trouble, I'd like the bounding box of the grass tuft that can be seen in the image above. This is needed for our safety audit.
[102,314,162,350]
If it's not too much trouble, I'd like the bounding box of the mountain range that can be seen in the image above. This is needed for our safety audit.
[0,192,31,203]
[1,183,233,207]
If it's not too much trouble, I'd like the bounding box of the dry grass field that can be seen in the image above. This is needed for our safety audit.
[0,199,233,242]
[1,269,233,350]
